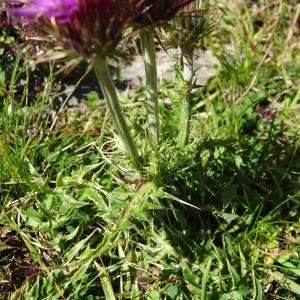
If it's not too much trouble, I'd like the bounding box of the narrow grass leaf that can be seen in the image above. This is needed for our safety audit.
[255,279,263,300]
[201,258,212,300]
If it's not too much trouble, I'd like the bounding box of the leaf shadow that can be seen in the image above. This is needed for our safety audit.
[151,134,300,261]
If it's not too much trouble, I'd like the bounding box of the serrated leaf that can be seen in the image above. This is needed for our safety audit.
[222,213,240,223]
[183,263,198,286]
[164,285,178,299]
[22,208,44,227]
[65,231,94,263]
[146,289,161,300]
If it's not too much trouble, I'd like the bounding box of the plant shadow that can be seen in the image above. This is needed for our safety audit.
[152,133,300,261]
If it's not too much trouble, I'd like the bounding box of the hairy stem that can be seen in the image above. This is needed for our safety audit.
[177,48,194,148]
[140,30,160,147]
[93,55,141,170]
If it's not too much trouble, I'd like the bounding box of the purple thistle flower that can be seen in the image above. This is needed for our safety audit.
[5,0,141,57]
[6,0,79,24]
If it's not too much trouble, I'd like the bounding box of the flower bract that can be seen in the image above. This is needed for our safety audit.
[135,0,196,26]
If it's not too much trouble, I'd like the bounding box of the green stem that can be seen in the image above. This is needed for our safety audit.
[93,55,141,170]
[177,48,194,148]
[140,30,159,147]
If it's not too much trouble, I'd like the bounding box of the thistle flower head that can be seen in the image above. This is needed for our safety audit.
[158,0,216,52]
[135,0,196,26]
[6,0,139,57]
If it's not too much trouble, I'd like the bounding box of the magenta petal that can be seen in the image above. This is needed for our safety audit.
[7,0,80,24]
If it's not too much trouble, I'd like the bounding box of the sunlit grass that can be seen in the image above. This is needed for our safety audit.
[1,0,300,299]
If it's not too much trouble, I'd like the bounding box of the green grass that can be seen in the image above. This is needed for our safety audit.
[1,1,300,299]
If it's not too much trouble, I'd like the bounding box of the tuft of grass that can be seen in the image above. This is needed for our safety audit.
[1,0,300,299]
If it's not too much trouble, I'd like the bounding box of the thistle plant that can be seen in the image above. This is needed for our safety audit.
[158,0,215,147]
[134,0,195,148]
[6,0,142,169]
[5,0,206,171]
